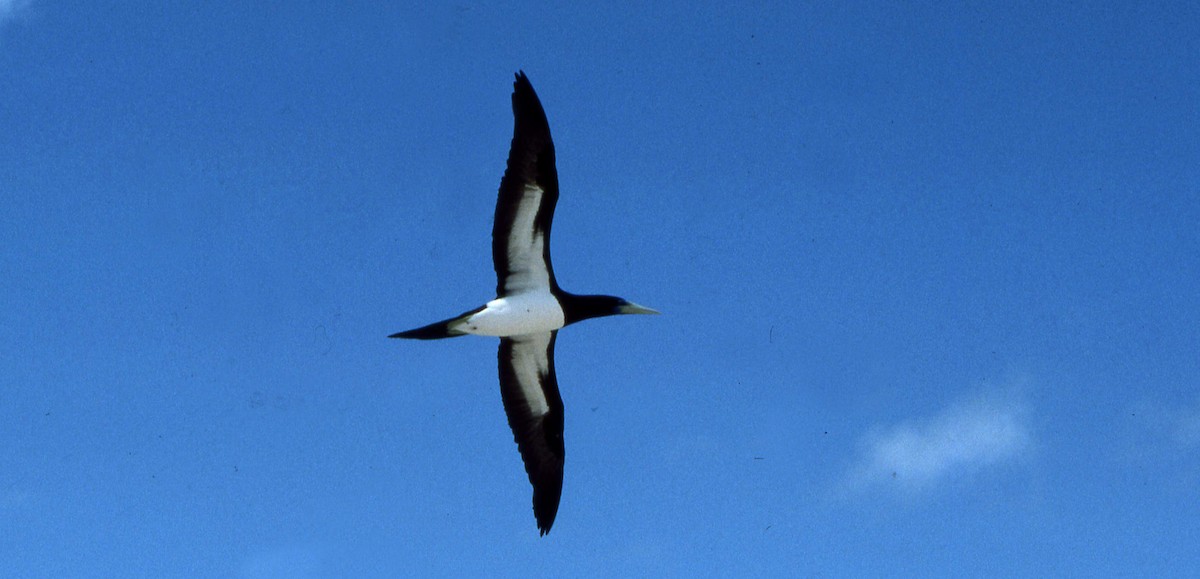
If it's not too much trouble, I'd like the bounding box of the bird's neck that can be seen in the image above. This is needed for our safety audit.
[559,293,621,326]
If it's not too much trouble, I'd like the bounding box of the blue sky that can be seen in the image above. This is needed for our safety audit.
[2,1,1198,576]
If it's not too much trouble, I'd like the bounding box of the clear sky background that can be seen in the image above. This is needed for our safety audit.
[3,2,1198,577]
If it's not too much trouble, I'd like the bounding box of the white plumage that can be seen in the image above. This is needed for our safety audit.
[453,291,566,337]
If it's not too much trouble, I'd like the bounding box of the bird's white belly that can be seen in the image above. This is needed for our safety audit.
[456,292,565,337]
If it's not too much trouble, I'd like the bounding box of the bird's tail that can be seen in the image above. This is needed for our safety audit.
[389,307,481,340]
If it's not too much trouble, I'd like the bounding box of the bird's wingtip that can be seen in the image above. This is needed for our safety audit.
[514,70,531,89]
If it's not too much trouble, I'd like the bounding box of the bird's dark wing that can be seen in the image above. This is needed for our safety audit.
[492,71,560,297]
[497,331,564,535]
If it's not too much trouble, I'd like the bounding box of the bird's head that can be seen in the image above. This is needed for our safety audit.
[562,294,659,326]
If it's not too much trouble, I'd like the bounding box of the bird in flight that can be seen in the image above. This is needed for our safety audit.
[391,71,658,535]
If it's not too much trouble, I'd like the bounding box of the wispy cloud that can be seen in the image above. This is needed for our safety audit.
[0,0,32,26]
[844,391,1031,493]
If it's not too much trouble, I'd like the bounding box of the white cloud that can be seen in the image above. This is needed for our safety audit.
[845,392,1031,493]
[0,0,32,25]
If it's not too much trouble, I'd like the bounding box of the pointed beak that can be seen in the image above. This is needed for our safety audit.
[618,302,660,315]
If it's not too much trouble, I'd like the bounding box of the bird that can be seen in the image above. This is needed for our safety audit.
[390,71,658,535]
